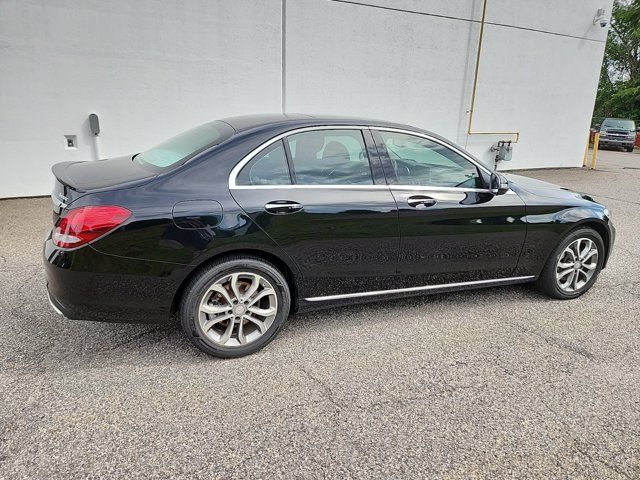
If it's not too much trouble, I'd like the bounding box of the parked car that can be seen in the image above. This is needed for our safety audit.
[596,118,636,152]
[45,114,615,357]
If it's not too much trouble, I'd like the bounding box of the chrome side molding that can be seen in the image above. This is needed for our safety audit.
[304,276,536,302]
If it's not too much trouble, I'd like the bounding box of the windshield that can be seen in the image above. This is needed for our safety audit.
[134,121,234,171]
[601,119,635,131]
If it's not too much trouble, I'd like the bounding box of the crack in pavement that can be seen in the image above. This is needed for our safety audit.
[510,322,595,361]
[299,366,345,411]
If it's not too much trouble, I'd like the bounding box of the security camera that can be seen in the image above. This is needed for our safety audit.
[593,8,608,28]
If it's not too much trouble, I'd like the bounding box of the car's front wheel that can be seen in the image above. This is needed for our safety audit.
[179,256,291,358]
[535,227,605,299]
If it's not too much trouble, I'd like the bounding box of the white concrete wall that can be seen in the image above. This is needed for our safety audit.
[0,0,612,198]
[286,0,610,169]
[0,0,283,198]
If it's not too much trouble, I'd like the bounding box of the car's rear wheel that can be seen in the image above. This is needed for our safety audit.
[179,256,291,358]
[535,227,605,299]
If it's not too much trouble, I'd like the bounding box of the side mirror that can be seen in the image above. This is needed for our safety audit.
[594,123,601,131]
[490,172,509,195]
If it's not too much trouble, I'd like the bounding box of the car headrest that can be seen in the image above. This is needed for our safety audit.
[322,141,350,163]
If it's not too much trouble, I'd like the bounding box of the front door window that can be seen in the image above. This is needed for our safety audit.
[379,131,482,188]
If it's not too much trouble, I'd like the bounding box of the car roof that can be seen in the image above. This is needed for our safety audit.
[190,113,493,176]
[219,113,421,134]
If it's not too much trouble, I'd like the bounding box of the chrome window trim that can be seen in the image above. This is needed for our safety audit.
[389,185,492,193]
[389,185,517,195]
[304,276,535,302]
[229,125,372,190]
[229,184,496,192]
[231,184,389,190]
[229,183,515,194]
[228,124,499,190]
[371,126,493,176]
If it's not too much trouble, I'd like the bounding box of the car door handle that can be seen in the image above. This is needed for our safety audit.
[264,201,303,214]
[407,195,437,208]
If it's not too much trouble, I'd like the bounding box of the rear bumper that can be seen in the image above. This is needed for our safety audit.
[44,237,188,323]
[47,288,65,317]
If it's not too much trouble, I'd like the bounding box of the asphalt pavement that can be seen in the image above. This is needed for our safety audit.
[1,149,639,479]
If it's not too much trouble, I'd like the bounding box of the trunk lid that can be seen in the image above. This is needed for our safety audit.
[51,155,155,224]
[52,155,155,192]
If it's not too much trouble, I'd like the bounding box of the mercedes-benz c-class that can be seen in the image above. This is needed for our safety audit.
[45,114,615,357]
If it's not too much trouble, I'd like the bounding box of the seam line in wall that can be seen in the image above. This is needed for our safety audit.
[281,0,287,114]
[330,0,606,44]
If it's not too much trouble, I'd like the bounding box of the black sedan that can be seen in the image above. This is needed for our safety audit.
[45,114,615,357]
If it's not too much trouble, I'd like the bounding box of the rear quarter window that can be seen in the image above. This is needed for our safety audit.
[134,121,235,172]
[236,141,292,186]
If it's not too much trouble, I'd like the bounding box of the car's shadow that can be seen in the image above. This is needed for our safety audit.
[0,285,550,370]
[6,282,550,369]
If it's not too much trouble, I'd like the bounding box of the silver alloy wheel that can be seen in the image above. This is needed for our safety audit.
[197,272,278,347]
[555,237,599,293]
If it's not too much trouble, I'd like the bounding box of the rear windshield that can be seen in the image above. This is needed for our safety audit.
[601,119,636,131]
[134,121,234,171]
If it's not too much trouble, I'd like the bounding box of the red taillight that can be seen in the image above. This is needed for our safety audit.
[52,205,131,248]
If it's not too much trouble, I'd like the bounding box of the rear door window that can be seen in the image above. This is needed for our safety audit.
[286,130,373,185]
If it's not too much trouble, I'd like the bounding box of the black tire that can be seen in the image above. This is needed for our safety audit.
[179,255,291,358]
[626,146,634,152]
[535,227,605,300]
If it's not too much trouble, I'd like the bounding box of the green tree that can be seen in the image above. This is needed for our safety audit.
[594,0,640,122]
